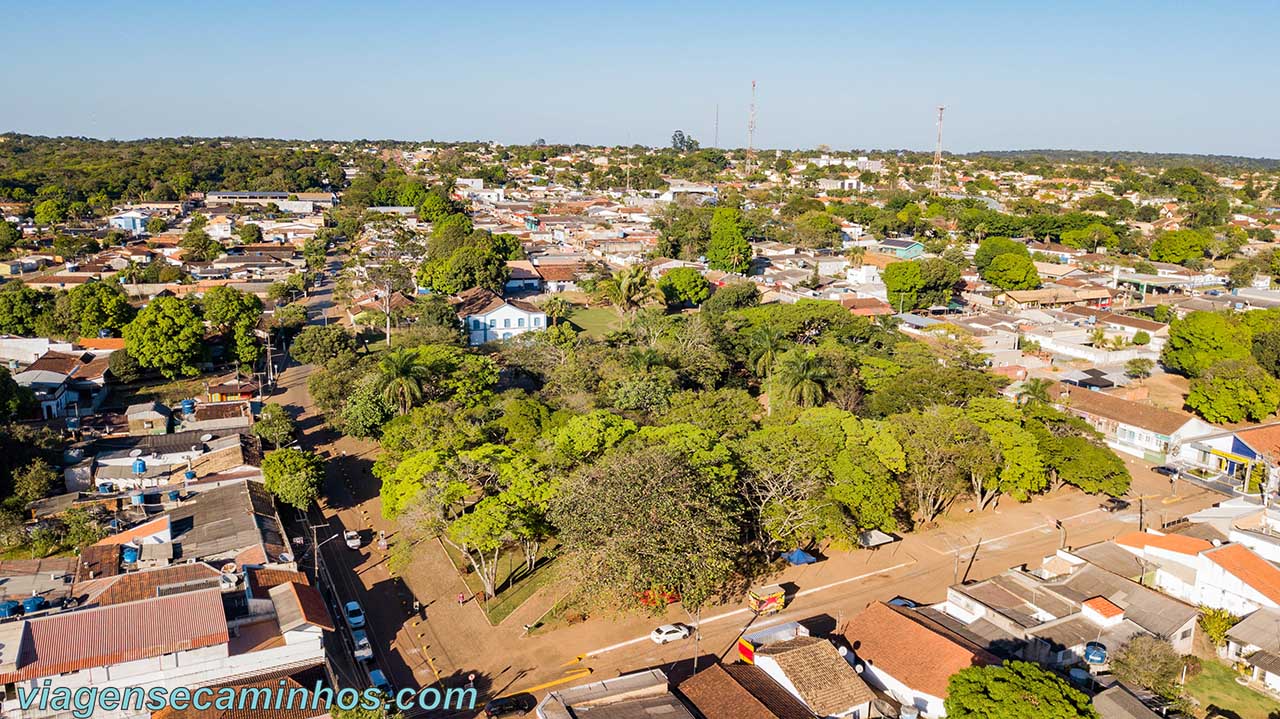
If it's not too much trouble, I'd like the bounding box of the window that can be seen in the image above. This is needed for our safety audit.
[533,316,541,327]
[503,318,511,328]
[488,319,496,328]
[1180,628,1192,639]
[518,317,525,327]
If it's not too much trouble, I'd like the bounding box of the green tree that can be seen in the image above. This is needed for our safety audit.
[1060,222,1118,251]
[107,348,143,383]
[1251,329,1280,377]
[1161,311,1252,378]
[551,444,739,612]
[707,208,751,273]
[376,348,432,415]
[1017,377,1053,404]
[702,281,759,313]
[1125,357,1155,379]
[0,283,53,336]
[883,260,926,311]
[774,349,832,408]
[180,225,222,261]
[145,216,167,235]
[1149,229,1208,264]
[12,459,57,503]
[33,198,68,226]
[291,326,356,365]
[983,253,1041,290]
[1186,359,1280,423]
[974,236,1027,271]
[237,223,263,244]
[54,281,135,339]
[261,448,324,510]
[657,267,711,306]
[945,661,1097,719]
[539,296,571,325]
[122,296,203,379]
[1111,635,1186,700]
[596,265,662,315]
[253,403,297,449]
[1198,607,1241,647]
[555,410,637,461]
[341,381,393,438]
[202,285,263,332]
[0,221,21,252]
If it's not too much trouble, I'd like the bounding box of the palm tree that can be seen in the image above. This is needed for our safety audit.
[774,350,833,408]
[376,348,430,414]
[597,266,661,316]
[747,326,788,379]
[1017,377,1053,405]
[540,296,571,326]
[844,245,867,266]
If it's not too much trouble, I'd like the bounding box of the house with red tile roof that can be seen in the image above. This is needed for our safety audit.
[841,602,997,718]
[1196,543,1280,615]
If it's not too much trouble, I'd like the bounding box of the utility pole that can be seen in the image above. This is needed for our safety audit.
[931,105,946,194]
[747,80,757,174]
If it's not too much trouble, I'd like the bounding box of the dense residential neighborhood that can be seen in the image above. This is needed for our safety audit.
[3,4,1280,716]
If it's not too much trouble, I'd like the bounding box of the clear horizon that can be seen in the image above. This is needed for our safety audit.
[2,1,1277,158]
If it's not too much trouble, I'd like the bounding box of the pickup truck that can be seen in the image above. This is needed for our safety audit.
[351,628,373,662]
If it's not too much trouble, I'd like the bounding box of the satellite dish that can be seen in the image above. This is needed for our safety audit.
[128,449,143,458]
[200,434,214,442]
[278,552,294,563]
[220,563,239,575]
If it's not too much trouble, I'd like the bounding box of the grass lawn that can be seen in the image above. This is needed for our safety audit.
[566,307,620,338]
[442,541,560,626]
[1185,658,1279,719]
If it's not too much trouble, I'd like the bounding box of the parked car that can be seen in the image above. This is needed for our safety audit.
[368,669,392,696]
[1100,497,1131,513]
[648,624,691,645]
[344,530,362,549]
[352,628,373,662]
[484,694,536,717]
[1152,465,1180,478]
[344,600,366,629]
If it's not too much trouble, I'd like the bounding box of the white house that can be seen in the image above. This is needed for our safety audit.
[1194,543,1280,615]
[452,287,547,345]
[754,636,875,719]
[1224,608,1280,693]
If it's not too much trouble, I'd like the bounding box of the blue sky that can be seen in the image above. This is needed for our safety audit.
[2,1,1277,157]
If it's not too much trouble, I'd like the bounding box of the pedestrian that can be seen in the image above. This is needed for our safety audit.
[412,600,422,619]
[466,673,476,690]
[456,592,466,605]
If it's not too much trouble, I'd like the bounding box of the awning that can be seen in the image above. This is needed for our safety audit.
[780,548,817,565]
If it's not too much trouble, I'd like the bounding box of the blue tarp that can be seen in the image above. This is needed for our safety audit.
[781,548,817,565]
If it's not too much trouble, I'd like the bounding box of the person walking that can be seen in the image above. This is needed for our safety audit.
[456,592,467,606]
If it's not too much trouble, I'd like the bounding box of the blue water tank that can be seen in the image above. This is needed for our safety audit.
[97,483,113,494]
[181,399,196,415]
[129,493,144,506]
[184,471,196,481]
[121,546,140,564]
[0,600,20,617]
[1084,641,1107,664]
[132,458,147,475]
[21,597,46,614]
[66,417,80,430]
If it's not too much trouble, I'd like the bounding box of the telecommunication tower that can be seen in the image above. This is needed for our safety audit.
[931,105,945,193]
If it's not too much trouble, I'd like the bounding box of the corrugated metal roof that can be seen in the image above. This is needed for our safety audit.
[0,588,229,683]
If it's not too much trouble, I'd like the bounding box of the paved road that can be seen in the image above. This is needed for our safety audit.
[265,268,1225,715]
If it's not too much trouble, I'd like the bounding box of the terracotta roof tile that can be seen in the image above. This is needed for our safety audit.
[841,602,997,698]
[92,562,222,606]
[1083,596,1125,619]
[1115,531,1212,556]
[1206,544,1280,605]
[1051,383,1194,436]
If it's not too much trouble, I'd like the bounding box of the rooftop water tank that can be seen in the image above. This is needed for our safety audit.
[97,483,113,494]
[1084,641,1107,664]
[129,492,144,506]
[181,399,196,415]
[168,489,181,502]
[121,546,140,564]
[132,458,147,475]
[184,470,196,481]
[0,600,21,618]
[21,596,46,614]
[900,707,919,719]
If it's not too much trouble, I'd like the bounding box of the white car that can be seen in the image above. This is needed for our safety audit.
[648,624,691,645]
[351,628,373,662]
[343,530,361,549]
